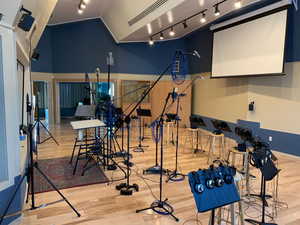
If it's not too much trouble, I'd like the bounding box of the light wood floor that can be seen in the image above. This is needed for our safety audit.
[21,121,300,225]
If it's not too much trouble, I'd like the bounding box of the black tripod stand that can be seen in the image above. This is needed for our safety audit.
[0,96,80,225]
[32,95,58,145]
[245,174,277,225]
[136,93,179,222]
[166,94,185,182]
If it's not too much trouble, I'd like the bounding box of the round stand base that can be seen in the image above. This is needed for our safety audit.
[166,171,185,182]
[143,165,168,175]
[107,164,117,170]
[193,149,205,154]
[116,183,139,195]
[136,199,179,222]
[245,219,277,225]
[132,145,148,153]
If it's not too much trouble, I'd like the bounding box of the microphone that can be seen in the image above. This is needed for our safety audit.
[107,52,114,66]
[95,67,100,76]
[192,50,201,59]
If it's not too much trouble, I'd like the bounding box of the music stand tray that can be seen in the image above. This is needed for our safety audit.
[211,119,232,134]
[136,108,152,117]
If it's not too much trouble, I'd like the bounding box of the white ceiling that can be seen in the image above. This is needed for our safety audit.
[47,0,262,42]
[48,0,112,25]
[123,0,261,42]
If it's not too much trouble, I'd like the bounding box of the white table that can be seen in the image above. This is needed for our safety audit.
[70,119,106,165]
[71,119,105,130]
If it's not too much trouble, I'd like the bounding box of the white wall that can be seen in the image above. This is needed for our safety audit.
[0,26,20,191]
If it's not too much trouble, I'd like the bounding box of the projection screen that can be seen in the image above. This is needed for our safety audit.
[211,9,288,78]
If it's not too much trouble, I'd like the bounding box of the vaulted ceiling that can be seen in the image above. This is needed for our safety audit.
[48,0,262,43]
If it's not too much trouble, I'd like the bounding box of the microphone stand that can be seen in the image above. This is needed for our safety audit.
[166,93,185,182]
[136,92,179,222]
[0,96,80,224]
[115,62,173,195]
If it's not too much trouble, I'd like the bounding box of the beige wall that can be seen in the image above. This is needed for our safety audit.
[191,62,300,135]
[248,62,300,134]
[192,73,248,123]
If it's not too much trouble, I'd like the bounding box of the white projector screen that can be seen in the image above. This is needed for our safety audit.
[211,9,287,78]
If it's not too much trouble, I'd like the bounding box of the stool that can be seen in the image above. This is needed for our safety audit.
[165,121,175,146]
[210,174,245,225]
[183,128,198,152]
[207,133,226,164]
[227,148,250,196]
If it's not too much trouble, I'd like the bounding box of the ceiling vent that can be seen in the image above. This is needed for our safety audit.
[128,0,169,26]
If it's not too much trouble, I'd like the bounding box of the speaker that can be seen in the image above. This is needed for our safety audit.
[18,13,35,32]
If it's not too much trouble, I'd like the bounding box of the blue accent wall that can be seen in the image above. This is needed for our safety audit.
[32,27,53,73]
[0,175,26,225]
[33,19,186,74]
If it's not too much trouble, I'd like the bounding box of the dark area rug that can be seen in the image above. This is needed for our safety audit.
[31,157,109,193]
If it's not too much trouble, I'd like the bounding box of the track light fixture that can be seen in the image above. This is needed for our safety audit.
[183,20,188,29]
[79,3,86,9]
[160,32,164,40]
[149,37,154,45]
[169,27,175,36]
[148,0,243,44]
[234,0,242,9]
[200,13,206,23]
[77,0,90,14]
[214,4,220,16]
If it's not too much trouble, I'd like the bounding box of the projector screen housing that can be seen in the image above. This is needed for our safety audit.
[211,8,288,78]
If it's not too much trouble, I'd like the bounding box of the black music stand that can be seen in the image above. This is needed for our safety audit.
[190,116,207,153]
[132,107,151,152]
[211,119,232,134]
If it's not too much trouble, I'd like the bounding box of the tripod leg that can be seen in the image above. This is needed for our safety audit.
[70,138,78,164]
[0,175,27,224]
[34,163,81,217]
[73,146,82,175]
[39,121,59,145]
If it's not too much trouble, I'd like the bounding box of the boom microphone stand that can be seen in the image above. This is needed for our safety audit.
[0,95,80,225]
[114,61,173,195]
[136,93,179,222]
[166,93,185,182]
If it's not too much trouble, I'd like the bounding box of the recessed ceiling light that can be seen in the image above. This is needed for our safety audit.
[83,0,90,4]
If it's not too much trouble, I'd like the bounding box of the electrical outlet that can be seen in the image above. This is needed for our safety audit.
[269,136,272,142]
